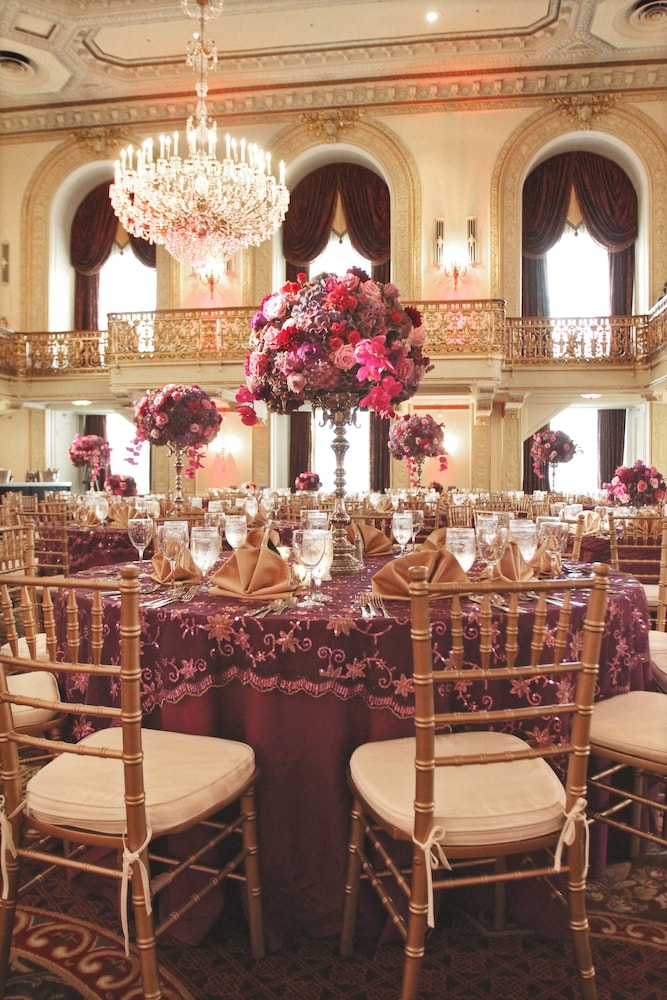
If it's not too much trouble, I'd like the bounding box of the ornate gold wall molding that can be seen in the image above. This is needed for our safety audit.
[491,103,667,315]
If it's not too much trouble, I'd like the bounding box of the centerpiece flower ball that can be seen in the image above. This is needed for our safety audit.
[606,460,666,507]
[530,429,580,477]
[128,383,222,477]
[235,268,433,424]
[68,433,111,485]
[388,413,448,487]
[295,471,321,492]
[103,474,137,497]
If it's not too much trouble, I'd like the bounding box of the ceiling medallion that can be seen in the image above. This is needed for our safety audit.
[629,1,667,28]
[298,110,365,144]
[109,0,290,276]
[551,94,620,130]
[0,50,35,82]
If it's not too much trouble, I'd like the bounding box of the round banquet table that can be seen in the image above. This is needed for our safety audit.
[55,555,652,949]
[67,525,154,573]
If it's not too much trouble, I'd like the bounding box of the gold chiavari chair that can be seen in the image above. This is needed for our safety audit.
[0,565,264,1000]
[341,563,609,1000]
[607,509,664,609]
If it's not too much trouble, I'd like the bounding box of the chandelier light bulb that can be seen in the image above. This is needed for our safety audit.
[109,0,289,274]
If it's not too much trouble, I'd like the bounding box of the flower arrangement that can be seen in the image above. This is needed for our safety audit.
[388,413,448,487]
[128,383,222,477]
[103,473,137,497]
[428,481,444,493]
[530,429,580,477]
[235,268,432,423]
[606,460,666,507]
[294,471,321,492]
[68,433,111,488]
[240,481,258,493]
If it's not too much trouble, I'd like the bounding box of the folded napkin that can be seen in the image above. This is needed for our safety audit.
[346,522,393,555]
[371,550,469,600]
[374,497,394,513]
[481,541,536,583]
[247,525,281,550]
[79,508,105,527]
[208,543,294,599]
[528,544,561,577]
[580,510,602,535]
[107,505,132,529]
[150,548,202,585]
[418,527,449,551]
[159,499,176,517]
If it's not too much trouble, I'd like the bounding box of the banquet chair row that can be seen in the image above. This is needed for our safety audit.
[341,562,611,1000]
[607,509,664,608]
[0,566,264,1000]
[18,502,71,576]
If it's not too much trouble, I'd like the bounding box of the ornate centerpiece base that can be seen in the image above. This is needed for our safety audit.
[319,394,363,576]
[169,444,186,512]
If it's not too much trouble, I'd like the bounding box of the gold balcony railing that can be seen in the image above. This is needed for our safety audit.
[1,297,666,378]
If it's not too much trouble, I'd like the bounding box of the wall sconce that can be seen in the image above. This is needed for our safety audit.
[1,242,8,285]
[197,258,230,298]
[467,217,479,265]
[209,431,240,461]
[434,218,445,266]
[443,259,467,289]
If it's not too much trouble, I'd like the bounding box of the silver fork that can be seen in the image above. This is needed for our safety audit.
[369,594,391,617]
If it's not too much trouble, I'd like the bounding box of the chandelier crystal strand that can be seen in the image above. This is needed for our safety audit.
[109,0,289,275]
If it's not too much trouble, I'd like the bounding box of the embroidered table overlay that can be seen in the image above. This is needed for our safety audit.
[54,556,651,947]
[67,526,154,574]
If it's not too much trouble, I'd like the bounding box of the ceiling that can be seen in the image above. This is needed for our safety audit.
[1,0,666,132]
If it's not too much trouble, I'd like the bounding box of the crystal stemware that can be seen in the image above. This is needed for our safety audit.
[92,495,109,524]
[157,521,188,586]
[475,513,510,576]
[509,519,538,562]
[444,527,476,572]
[536,516,570,576]
[189,525,221,585]
[224,514,248,551]
[410,509,425,551]
[391,511,413,556]
[291,529,328,606]
[127,516,153,563]
[309,530,333,603]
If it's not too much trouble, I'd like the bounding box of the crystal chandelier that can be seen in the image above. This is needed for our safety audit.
[109,0,289,275]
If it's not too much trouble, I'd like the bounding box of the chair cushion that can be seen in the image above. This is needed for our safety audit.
[649,630,667,691]
[642,583,658,608]
[5,670,60,727]
[349,730,566,847]
[1,633,49,661]
[26,727,256,837]
[590,690,667,765]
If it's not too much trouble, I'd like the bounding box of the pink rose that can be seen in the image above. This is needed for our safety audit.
[247,351,269,378]
[408,326,426,347]
[287,373,306,394]
[342,271,360,291]
[155,412,169,426]
[396,357,415,381]
[359,279,381,299]
[263,325,282,351]
[332,344,357,370]
[263,293,290,321]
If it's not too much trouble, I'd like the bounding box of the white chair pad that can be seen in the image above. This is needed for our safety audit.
[649,630,667,691]
[350,731,566,847]
[1,633,49,661]
[642,583,658,608]
[6,670,60,727]
[26,727,256,836]
[590,690,667,765]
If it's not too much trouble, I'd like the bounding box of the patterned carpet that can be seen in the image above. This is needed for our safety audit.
[5,852,667,1000]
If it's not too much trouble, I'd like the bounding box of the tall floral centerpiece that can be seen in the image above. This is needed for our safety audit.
[103,474,137,497]
[606,460,666,508]
[388,413,448,488]
[530,428,580,490]
[68,433,111,491]
[236,268,432,573]
[128,383,222,509]
[295,471,321,492]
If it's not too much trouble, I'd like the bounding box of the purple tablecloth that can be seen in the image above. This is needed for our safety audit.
[57,558,651,947]
[67,526,154,574]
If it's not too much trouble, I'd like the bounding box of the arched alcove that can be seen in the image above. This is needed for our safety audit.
[491,105,667,315]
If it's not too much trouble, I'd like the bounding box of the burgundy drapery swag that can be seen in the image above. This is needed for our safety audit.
[522,152,638,317]
[283,163,390,282]
[71,181,156,331]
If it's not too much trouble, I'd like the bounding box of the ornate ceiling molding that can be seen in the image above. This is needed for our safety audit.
[551,94,621,128]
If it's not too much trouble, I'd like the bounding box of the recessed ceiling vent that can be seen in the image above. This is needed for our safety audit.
[629,1,667,27]
[0,50,35,81]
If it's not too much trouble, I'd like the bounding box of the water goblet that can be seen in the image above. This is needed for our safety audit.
[444,527,476,572]
[410,509,425,551]
[225,514,248,551]
[190,526,221,586]
[157,521,188,586]
[92,495,109,524]
[306,511,329,530]
[309,530,334,603]
[391,511,413,556]
[536,516,570,576]
[127,516,153,563]
[509,520,538,562]
[475,513,510,576]
[245,497,259,522]
[291,529,328,607]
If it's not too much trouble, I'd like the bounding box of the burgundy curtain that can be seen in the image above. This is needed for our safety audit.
[289,412,312,489]
[598,409,626,488]
[522,152,638,317]
[283,164,390,281]
[370,414,391,492]
[71,182,156,330]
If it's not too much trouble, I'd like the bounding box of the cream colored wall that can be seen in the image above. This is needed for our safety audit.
[0,408,45,480]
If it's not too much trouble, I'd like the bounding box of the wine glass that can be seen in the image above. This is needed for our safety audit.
[309,530,334,603]
[245,497,259,522]
[91,494,109,524]
[475,514,509,576]
[444,527,476,572]
[127,516,153,563]
[391,511,413,556]
[536,516,570,576]
[410,509,425,551]
[190,526,221,585]
[225,514,248,551]
[157,521,188,586]
[509,520,538,562]
[292,529,327,607]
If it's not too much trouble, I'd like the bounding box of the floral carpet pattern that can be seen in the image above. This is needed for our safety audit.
[7,854,667,1000]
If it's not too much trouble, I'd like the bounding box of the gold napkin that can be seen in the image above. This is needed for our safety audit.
[346,522,393,555]
[159,499,176,517]
[108,504,131,529]
[247,525,281,549]
[150,548,202,584]
[79,508,104,527]
[208,543,294,599]
[580,510,602,535]
[481,541,535,583]
[418,527,449,551]
[375,497,394,513]
[528,544,561,577]
[371,550,469,600]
